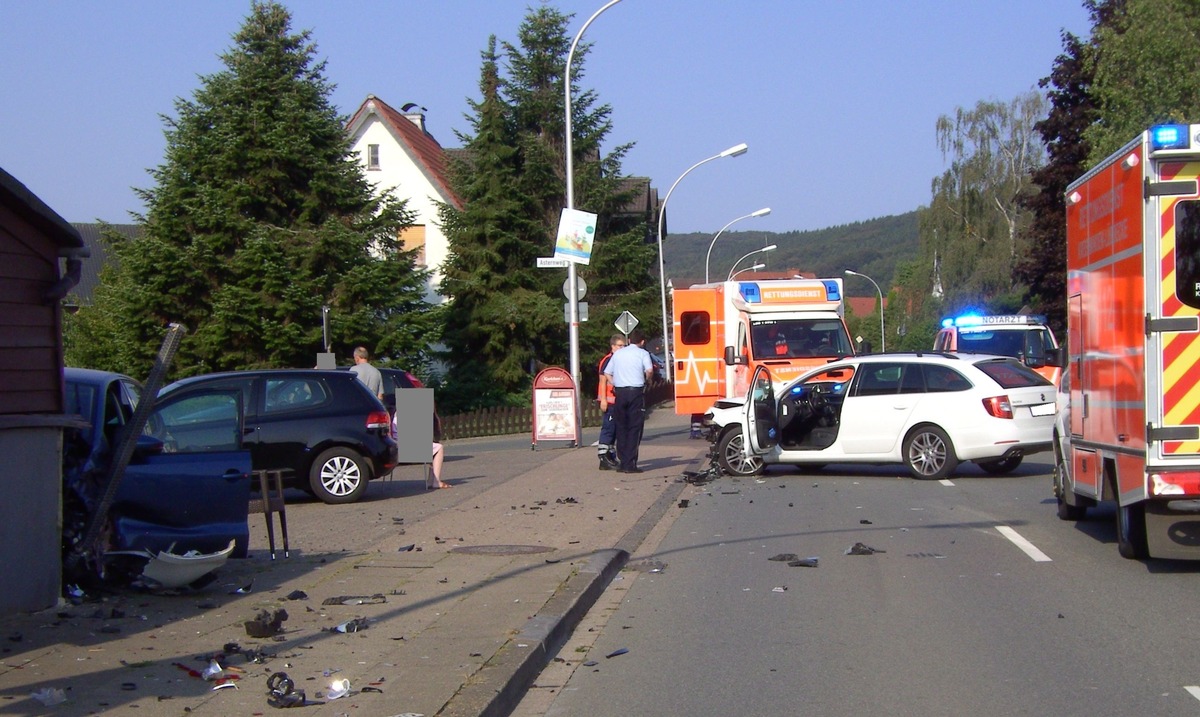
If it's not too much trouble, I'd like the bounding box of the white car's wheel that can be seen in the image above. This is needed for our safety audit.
[717,427,764,477]
[903,425,958,480]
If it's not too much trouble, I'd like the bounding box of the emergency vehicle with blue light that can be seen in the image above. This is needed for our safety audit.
[671,278,855,416]
[1055,123,1200,559]
[933,313,1062,386]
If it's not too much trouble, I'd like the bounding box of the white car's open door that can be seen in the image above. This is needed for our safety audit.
[743,365,779,456]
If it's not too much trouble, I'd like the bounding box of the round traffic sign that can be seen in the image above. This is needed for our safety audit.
[562,277,587,301]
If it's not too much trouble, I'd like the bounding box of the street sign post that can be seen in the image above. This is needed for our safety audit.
[537,257,570,268]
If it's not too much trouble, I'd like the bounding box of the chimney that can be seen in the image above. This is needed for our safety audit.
[400,102,428,132]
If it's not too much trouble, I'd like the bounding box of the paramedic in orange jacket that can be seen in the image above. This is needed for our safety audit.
[596,333,625,469]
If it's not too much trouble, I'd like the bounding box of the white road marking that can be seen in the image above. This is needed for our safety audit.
[1185,686,1200,702]
[939,479,954,486]
[996,525,1052,562]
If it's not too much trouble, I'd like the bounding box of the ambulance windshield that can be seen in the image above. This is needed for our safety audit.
[956,327,1053,361]
[751,319,853,359]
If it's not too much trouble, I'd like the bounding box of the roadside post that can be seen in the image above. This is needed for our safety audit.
[531,367,578,450]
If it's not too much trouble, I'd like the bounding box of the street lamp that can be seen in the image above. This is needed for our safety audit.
[564,0,622,443]
[727,244,777,281]
[657,142,749,381]
[729,262,766,280]
[844,269,885,352]
[705,207,771,283]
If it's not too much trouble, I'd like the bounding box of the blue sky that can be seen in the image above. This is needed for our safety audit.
[1,1,1091,234]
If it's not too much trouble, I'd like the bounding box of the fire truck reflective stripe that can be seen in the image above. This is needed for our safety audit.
[1158,179,1200,455]
[1077,244,1142,274]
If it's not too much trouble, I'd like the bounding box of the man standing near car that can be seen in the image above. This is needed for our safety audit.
[350,346,384,401]
[603,329,654,473]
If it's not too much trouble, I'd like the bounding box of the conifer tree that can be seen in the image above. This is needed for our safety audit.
[439,6,656,408]
[67,1,431,377]
[439,37,557,407]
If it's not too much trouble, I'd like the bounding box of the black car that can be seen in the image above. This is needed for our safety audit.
[159,369,397,504]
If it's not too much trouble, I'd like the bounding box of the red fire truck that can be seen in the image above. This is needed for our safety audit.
[1056,123,1200,559]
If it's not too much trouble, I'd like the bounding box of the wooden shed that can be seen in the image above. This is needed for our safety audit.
[0,166,89,611]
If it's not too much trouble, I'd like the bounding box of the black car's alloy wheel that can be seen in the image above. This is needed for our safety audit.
[310,447,369,504]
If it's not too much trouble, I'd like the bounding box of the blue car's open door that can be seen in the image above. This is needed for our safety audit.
[112,390,252,557]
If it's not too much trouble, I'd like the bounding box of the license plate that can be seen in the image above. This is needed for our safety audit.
[1030,403,1055,417]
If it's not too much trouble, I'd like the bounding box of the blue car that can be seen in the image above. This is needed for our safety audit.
[62,368,253,566]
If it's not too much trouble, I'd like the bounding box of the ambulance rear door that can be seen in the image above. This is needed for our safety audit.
[673,287,724,415]
[1148,146,1200,462]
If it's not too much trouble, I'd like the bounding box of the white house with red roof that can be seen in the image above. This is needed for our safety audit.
[346,95,461,303]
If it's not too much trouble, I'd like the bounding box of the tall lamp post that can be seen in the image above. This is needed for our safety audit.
[705,207,771,283]
[727,244,777,281]
[729,262,766,280]
[844,269,885,352]
[657,142,749,381]
[564,0,622,442]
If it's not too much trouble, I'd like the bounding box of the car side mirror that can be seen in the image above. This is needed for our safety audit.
[133,433,166,458]
[724,346,744,366]
[1044,347,1066,368]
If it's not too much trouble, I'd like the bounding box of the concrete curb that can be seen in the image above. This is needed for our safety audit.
[441,456,700,717]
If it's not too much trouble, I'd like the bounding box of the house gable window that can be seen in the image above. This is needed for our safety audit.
[366,144,380,170]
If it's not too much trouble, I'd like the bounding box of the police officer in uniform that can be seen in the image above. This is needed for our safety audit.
[603,329,654,473]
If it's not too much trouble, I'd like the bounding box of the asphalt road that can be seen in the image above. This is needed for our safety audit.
[519,456,1200,717]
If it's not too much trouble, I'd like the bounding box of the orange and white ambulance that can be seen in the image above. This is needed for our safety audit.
[1056,123,1200,559]
[672,278,855,416]
[933,313,1062,386]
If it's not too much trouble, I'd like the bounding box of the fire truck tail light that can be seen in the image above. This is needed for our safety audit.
[982,396,1013,419]
[1150,472,1200,496]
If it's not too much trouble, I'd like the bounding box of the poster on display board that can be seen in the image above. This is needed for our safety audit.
[531,367,577,448]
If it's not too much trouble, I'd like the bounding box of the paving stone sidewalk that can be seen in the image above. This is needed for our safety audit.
[0,407,709,717]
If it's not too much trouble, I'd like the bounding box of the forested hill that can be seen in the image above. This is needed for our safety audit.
[665,211,918,293]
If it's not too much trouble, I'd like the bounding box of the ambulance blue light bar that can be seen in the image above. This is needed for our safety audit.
[1151,124,1191,151]
[941,314,1046,329]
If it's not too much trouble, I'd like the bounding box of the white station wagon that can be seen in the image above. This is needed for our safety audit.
[708,353,1057,480]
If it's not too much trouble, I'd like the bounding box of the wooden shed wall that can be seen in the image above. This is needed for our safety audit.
[0,201,63,414]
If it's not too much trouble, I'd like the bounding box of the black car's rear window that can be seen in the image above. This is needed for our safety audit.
[973,358,1052,389]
